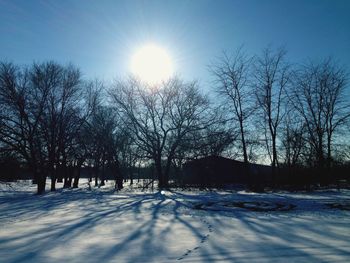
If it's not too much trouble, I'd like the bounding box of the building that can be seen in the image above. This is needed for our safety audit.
[183,156,272,187]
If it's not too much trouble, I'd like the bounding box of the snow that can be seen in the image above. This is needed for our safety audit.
[0,180,350,262]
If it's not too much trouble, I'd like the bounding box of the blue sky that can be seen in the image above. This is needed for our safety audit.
[1,0,350,89]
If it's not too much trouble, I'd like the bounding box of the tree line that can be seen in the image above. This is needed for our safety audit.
[1,47,349,194]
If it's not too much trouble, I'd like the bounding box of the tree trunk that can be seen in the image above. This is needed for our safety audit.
[156,164,164,188]
[317,133,324,168]
[64,165,73,188]
[327,134,332,169]
[63,162,69,188]
[73,166,81,188]
[239,120,248,164]
[238,122,251,186]
[270,132,278,187]
[64,176,68,187]
[30,163,45,194]
[117,175,123,190]
[50,175,56,191]
[155,155,166,188]
[49,165,56,191]
[37,173,46,195]
[100,164,105,186]
[271,133,278,168]
[94,167,99,187]
[163,157,174,188]
[129,167,133,185]
[88,167,92,182]
[57,176,63,183]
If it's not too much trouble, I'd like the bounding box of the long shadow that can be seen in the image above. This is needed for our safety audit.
[1,188,350,262]
[167,189,350,262]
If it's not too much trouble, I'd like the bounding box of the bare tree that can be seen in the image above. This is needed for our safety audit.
[254,47,290,169]
[110,77,212,188]
[281,111,306,167]
[0,61,83,194]
[210,48,254,163]
[292,58,350,168]
[35,62,82,191]
[118,130,139,186]
[0,62,50,194]
[55,79,103,188]
[81,80,132,189]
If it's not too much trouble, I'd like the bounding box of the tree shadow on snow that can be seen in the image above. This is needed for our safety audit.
[0,189,350,262]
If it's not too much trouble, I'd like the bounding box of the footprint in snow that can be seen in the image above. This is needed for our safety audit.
[177,207,214,260]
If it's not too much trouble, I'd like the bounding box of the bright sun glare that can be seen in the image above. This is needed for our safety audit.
[130,44,173,84]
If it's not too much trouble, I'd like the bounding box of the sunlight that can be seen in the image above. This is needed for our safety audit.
[130,44,173,84]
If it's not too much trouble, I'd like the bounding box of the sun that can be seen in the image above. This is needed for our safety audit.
[130,44,173,84]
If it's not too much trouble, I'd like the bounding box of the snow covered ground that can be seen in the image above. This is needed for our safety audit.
[0,180,350,262]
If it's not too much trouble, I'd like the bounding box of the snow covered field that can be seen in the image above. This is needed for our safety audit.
[1,180,350,262]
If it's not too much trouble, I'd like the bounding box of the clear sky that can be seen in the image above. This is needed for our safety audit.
[1,0,350,89]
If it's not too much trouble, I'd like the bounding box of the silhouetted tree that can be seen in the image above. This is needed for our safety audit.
[280,111,307,167]
[210,48,255,163]
[0,62,50,194]
[291,58,350,168]
[254,47,290,170]
[36,62,82,191]
[0,61,83,194]
[110,77,212,188]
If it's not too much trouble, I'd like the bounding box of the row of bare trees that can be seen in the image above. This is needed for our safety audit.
[0,47,349,193]
[0,62,85,193]
[0,61,230,193]
[0,62,130,193]
[211,47,349,174]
